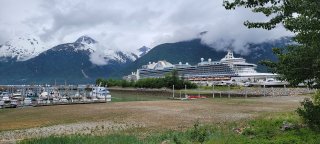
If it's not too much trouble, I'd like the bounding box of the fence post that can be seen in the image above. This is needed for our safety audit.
[172,85,175,99]
[284,85,287,96]
[272,87,274,97]
[245,86,247,99]
[228,85,231,99]
[212,85,215,98]
[184,85,187,98]
[263,84,266,97]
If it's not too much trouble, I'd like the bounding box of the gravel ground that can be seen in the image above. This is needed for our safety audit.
[0,121,145,143]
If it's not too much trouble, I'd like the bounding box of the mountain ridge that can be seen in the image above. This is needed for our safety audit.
[0,36,291,84]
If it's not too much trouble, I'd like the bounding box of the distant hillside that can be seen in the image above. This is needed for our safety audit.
[122,37,292,75]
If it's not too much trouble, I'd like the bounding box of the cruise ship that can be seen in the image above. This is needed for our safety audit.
[124,50,277,82]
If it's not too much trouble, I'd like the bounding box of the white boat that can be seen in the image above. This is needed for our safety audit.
[50,89,60,97]
[23,97,32,106]
[60,97,68,103]
[12,90,23,100]
[53,97,60,103]
[0,100,4,108]
[40,91,49,99]
[90,86,111,101]
[259,78,289,86]
[10,100,18,108]
[37,98,45,104]
[2,95,10,102]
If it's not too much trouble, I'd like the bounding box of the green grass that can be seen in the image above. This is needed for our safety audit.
[20,112,320,144]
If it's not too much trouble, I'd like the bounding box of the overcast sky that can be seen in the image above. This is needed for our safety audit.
[0,0,292,54]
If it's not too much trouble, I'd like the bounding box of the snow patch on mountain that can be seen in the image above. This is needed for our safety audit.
[0,35,48,61]
[75,35,97,45]
[137,46,151,57]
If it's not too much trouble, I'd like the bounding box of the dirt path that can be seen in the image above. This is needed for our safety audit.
[0,96,306,143]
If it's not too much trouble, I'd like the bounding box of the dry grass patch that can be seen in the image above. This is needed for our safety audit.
[0,95,307,142]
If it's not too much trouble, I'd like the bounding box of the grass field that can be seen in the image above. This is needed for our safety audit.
[0,90,315,143]
[21,112,320,144]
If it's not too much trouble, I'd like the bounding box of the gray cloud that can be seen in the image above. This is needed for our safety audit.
[0,0,292,55]
[89,44,110,66]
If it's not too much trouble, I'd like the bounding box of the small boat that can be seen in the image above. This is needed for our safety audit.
[53,97,60,103]
[40,92,49,99]
[259,78,289,86]
[2,95,10,102]
[0,100,4,108]
[10,100,18,108]
[60,97,68,103]
[23,97,32,106]
[90,86,112,101]
[26,90,38,100]
[12,90,23,100]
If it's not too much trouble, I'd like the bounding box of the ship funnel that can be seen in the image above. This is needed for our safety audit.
[208,58,212,62]
[201,58,204,62]
[186,62,189,65]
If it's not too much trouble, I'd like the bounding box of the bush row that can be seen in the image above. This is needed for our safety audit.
[96,71,197,90]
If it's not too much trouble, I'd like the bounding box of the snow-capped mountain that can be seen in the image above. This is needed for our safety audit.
[75,35,97,45]
[0,35,48,61]
[0,34,150,64]
[71,36,138,64]
[137,46,151,57]
[0,35,152,84]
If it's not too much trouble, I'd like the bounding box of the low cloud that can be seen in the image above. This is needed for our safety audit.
[0,0,293,55]
[89,44,109,65]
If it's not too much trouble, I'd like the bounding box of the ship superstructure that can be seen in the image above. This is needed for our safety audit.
[220,50,258,75]
[124,50,277,82]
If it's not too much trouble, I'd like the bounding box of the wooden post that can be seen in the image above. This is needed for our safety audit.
[212,84,215,98]
[184,85,187,98]
[284,85,287,96]
[245,86,247,99]
[228,85,231,99]
[272,87,274,97]
[172,85,175,98]
[263,84,266,97]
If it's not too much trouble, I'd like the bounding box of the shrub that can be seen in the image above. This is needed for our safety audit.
[190,121,209,143]
[96,70,197,89]
[296,90,320,131]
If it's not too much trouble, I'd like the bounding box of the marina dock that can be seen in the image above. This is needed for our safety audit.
[0,85,111,109]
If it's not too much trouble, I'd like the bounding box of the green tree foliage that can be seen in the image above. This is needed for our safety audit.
[223,0,320,86]
[96,70,197,89]
[224,0,320,132]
